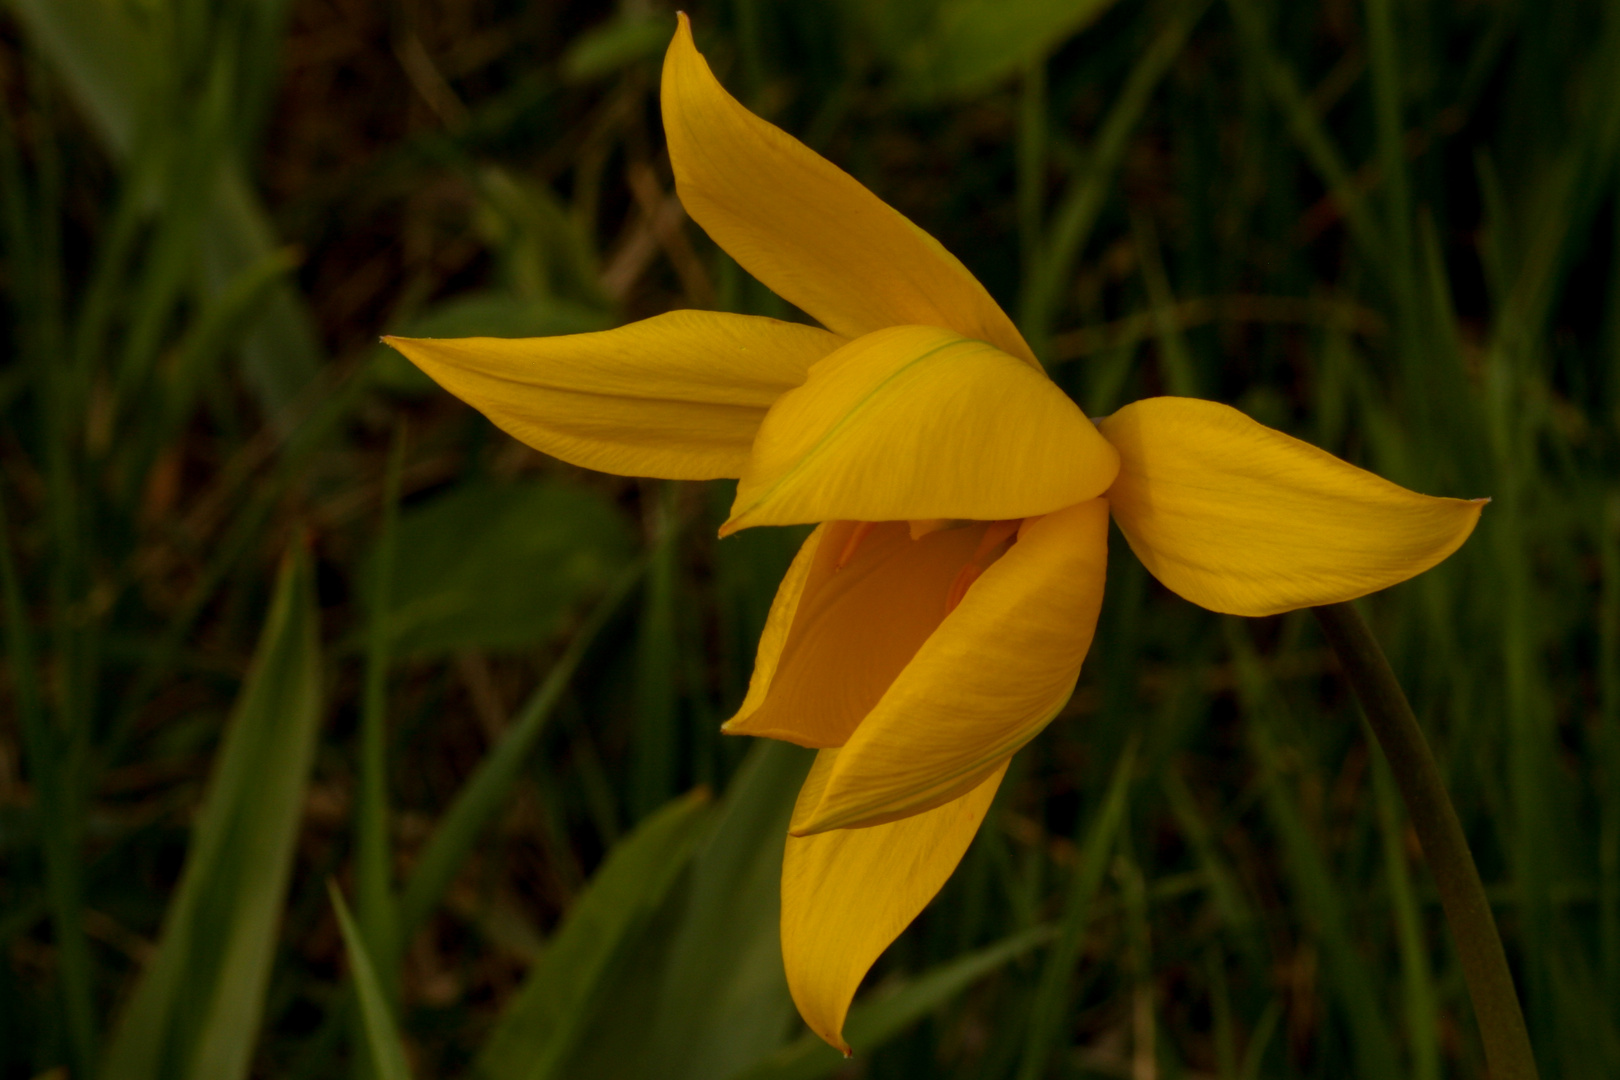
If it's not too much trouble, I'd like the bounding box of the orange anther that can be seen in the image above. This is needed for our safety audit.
[945,562,983,614]
[973,519,1022,563]
[835,521,877,570]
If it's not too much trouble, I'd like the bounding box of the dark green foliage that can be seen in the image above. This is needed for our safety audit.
[1,0,1617,1077]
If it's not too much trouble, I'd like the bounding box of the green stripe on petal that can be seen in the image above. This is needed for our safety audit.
[724,327,1118,533]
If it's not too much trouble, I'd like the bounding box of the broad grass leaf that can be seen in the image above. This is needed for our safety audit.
[99,543,323,1080]
[886,0,1119,102]
[475,789,714,1080]
[563,12,674,83]
[9,0,323,422]
[730,925,1054,1080]
[375,478,634,657]
[641,741,814,1080]
[330,886,414,1080]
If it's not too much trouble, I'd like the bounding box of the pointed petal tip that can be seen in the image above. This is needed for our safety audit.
[1101,398,1489,616]
[730,327,1117,528]
[659,13,1034,360]
[808,1025,851,1055]
[782,764,1008,1059]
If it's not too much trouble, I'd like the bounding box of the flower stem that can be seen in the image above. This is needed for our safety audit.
[1312,600,1539,1080]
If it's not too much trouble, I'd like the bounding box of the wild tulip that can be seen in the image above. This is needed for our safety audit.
[387,15,1482,1052]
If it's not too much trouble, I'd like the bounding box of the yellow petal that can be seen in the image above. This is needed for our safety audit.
[791,498,1109,834]
[385,311,841,480]
[1099,397,1487,616]
[782,758,1008,1053]
[724,523,829,730]
[723,326,1118,533]
[661,15,1036,365]
[724,520,991,748]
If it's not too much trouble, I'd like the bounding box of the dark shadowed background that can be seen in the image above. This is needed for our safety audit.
[1,1,1618,1078]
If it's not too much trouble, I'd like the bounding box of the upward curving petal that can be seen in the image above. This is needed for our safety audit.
[661,15,1036,364]
[724,326,1118,533]
[386,311,841,480]
[1099,397,1486,617]
[782,759,1007,1054]
[791,498,1109,835]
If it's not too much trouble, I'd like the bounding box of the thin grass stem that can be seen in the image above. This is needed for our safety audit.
[357,423,406,1000]
[1313,600,1539,1080]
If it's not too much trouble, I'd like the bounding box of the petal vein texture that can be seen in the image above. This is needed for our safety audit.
[385,311,840,480]
[662,15,1037,364]
[1100,397,1486,616]
[781,759,1008,1054]
[726,326,1118,532]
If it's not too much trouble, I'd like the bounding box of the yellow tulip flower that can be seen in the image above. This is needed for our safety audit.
[386,14,1483,1053]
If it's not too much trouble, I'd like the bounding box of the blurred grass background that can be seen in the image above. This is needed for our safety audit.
[1,0,1617,1077]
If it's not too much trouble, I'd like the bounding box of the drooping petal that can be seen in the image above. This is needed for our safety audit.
[723,326,1119,533]
[782,758,1008,1053]
[661,15,1036,365]
[1099,397,1487,616]
[791,498,1109,835]
[385,311,841,480]
[724,520,990,748]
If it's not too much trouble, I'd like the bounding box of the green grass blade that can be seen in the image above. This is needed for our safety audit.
[330,885,414,1080]
[358,425,405,963]
[395,560,644,947]
[632,482,680,822]
[1238,999,1284,1080]
[896,0,1119,102]
[200,171,323,422]
[642,740,814,1080]
[100,539,324,1080]
[1223,0,1385,262]
[1017,736,1138,1080]
[1162,768,1263,970]
[5,0,144,154]
[9,0,323,422]
[1233,626,1401,1080]
[1363,0,1415,326]
[2,83,94,1080]
[1131,211,1198,398]
[1,475,96,1077]
[474,788,714,1080]
[1602,494,1620,1001]
[1370,736,1440,1080]
[732,925,1056,1080]
[161,242,300,427]
[1020,0,1209,354]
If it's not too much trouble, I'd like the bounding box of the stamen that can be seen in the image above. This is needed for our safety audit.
[835,521,877,570]
[973,518,1022,563]
[945,562,983,614]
